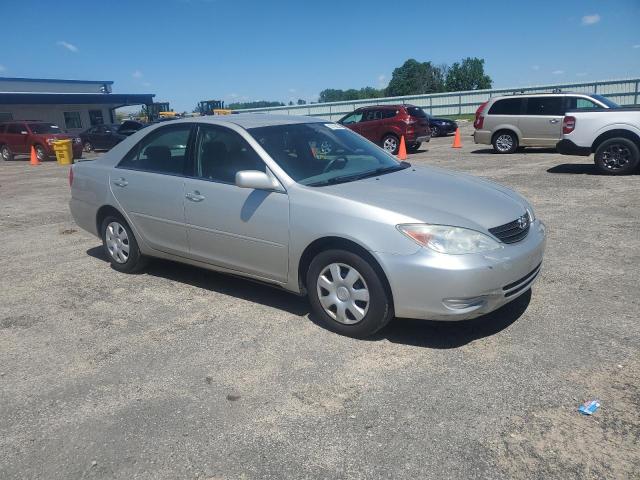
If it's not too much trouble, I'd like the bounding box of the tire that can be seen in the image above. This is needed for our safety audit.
[0,144,13,161]
[382,134,400,155]
[307,249,394,338]
[492,131,518,154]
[430,125,440,137]
[34,144,48,161]
[83,141,93,153]
[100,215,148,273]
[594,138,640,175]
[407,142,421,153]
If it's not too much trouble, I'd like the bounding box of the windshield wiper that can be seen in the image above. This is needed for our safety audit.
[307,162,410,187]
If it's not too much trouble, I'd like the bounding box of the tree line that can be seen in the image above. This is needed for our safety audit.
[226,57,492,109]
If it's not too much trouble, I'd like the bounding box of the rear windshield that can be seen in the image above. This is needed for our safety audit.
[29,123,62,134]
[406,107,427,118]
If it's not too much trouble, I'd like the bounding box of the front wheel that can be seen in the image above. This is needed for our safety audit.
[83,141,93,153]
[430,125,440,137]
[382,134,400,155]
[34,144,48,161]
[594,138,640,175]
[492,131,518,154]
[307,249,394,338]
[101,216,148,273]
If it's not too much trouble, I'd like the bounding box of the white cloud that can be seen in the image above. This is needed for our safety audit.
[0,64,6,72]
[288,88,297,93]
[552,70,564,75]
[56,40,78,52]
[531,65,540,71]
[141,81,151,87]
[132,70,143,79]
[581,14,600,26]
[634,44,640,49]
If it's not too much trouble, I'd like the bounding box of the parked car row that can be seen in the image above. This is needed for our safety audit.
[0,120,83,161]
[80,120,145,152]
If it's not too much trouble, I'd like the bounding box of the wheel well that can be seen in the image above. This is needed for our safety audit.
[96,205,125,234]
[592,129,640,153]
[492,129,518,144]
[297,236,394,305]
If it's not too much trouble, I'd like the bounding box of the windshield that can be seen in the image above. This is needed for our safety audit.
[248,123,407,186]
[590,94,619,108]
[29,123,61,134]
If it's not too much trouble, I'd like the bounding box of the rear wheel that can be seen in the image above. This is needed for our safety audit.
[492,131,518,154]
[34,144,47,161]
[382,134,400,155]
[1,144,12,161]
[594,138,640,175]
[83,141,93,153]
[307,249,393,338]
[100,215,148,273]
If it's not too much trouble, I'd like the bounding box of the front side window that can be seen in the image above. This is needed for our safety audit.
[248,123,407,187]
[525,97,564,116]
[29,123,62,134]
[63,112,82,129]
[194,125,265,184]
[118,125,192,175]
[488,98,523,115]
[340,112,363,125]
[7,123,24,134]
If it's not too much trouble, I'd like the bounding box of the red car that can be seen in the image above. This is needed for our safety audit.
[0,120,83,162]
[338,104,431,154]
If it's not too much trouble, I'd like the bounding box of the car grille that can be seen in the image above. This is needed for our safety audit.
[489,214,530,244]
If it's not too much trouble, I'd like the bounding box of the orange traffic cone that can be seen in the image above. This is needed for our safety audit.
[452,128,462,149]
[397,135,408,160]
[30,146,41,165]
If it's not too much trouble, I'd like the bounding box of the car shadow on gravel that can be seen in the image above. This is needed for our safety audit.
[376,289,531,349]
[471,148,557,155]
[546,164,600,175]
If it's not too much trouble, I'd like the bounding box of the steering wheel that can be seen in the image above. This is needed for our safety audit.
[322,156,348,173]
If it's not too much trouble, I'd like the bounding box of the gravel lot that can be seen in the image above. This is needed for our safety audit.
[1,124,639,479]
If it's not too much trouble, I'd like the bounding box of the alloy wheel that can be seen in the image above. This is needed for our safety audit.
[495,134,513,152]
[316,263,370,324]
[601,143,631,170]
[35,146,46,161]
[105,221,130,264]
[1,146,10,160]
[383,137,398,153]
[84,142,93,152]
[431,126,439,137]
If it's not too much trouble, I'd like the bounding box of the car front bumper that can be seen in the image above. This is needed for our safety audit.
[375,220,546,320]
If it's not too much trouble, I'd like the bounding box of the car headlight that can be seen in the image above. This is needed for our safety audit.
[46,138,57,145]
[397,224,502,255]
[526,207,535,223]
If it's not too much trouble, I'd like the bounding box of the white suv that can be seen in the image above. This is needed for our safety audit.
[473,93,617,153]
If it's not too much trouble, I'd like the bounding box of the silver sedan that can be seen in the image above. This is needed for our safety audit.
[69,114,546,338]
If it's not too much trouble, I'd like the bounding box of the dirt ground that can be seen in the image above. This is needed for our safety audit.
[1,122,638,479]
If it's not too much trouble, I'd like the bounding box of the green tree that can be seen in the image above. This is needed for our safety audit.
[385,59,446,96]
[227,100,285,110]
[445,57,492,91]
[297,99,307,105]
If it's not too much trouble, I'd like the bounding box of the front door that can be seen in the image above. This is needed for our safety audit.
[110,123,193,256]
[359,109,383,143]
[7,123,28,154]
[520,96,564,146]
[183,124,290,283]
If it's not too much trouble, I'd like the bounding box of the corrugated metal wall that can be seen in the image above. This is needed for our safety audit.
[235,78,640,121]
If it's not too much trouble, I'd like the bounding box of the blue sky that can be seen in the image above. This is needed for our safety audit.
[1,0,639,111]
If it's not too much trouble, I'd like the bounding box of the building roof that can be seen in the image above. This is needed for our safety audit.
[0,77,113,85]
[0,92,155,106]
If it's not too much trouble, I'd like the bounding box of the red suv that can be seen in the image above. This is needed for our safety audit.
[0,121,83,162]
[338,104,431,154]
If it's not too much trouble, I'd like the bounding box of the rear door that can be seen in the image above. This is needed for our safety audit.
[520,96,564,146]
[110,123,193,256]
[486,98,523,140]
[183,124,290,282]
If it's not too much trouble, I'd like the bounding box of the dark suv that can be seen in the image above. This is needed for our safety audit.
[0,120,83,161]
[338,105,431,154]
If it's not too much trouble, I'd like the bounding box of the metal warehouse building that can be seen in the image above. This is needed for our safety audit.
[0,77,154,134]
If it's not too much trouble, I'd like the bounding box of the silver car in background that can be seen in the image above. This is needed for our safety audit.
[70,114,546,338]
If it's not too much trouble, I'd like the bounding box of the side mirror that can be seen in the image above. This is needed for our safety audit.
[235,170,282,191]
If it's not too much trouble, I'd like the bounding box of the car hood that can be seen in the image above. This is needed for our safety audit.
[318,166,529,232]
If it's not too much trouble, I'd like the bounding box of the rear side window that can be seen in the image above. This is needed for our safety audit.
[488,98,523,115]
[525,97,564,116]
[406,107,427,118]
[7,123,24,134]
[362,110,383,121]
[118,124,192,175]
[382,109,398,119]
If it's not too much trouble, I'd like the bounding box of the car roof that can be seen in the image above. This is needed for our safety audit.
[491,92,596,101]
[357,104,408,110]
[162,113,327,129]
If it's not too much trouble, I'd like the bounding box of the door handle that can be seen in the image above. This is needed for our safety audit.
[113,178,128,187]
[185,191,205,202]
[549,119,559,124]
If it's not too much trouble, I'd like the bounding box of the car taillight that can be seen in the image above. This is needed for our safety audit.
[68,166,74,187]
[474,101,488,129]
[563,116,576,134]
[405,117,418,125]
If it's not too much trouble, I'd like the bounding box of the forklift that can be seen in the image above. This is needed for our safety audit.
[197,100,232,116]
[143,102,179,122]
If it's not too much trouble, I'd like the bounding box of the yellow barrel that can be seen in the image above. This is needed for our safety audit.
[53,139,73,165]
